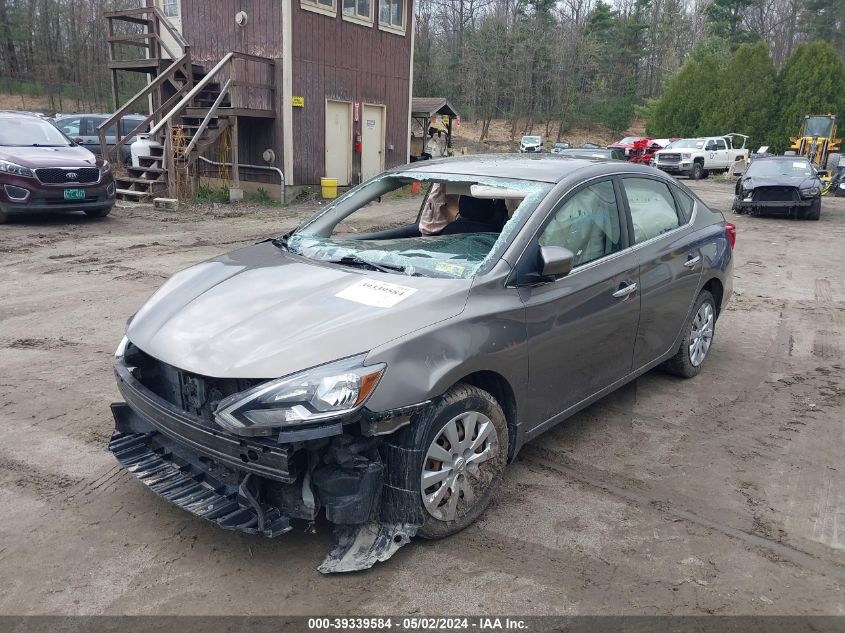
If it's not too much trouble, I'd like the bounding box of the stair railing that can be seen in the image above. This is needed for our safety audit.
[97,52,193,166]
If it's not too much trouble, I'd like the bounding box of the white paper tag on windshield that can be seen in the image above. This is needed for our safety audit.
[336,278,417,308]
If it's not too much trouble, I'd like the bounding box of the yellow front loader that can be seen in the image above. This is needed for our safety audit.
[788,114,841,172]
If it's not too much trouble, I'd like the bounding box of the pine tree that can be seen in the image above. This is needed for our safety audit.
[646,51,725,137]
[774,41,845,152]
[700,41,778,149]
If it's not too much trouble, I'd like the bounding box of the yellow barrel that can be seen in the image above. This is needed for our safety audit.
[320,177,338,199]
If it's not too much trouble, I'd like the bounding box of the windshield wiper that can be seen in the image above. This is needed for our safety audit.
[329,255,416,275]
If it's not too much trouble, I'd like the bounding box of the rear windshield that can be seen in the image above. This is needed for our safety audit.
[283,173,550,279]
[0,117,72,147]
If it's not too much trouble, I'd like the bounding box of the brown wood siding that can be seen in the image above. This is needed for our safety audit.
[178,0,284,166]
[291,0,412,185]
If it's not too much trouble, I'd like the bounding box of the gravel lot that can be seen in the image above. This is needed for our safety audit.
[0,180,843,615]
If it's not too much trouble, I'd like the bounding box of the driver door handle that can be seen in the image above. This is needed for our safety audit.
[684,255,702,268]
[612,282,638,298]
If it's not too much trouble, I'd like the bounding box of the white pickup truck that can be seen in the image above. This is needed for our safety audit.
[653,134,749,179]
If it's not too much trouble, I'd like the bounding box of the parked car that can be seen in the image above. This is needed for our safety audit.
[608,136,652,157]
[0,111,115,223]
[654,134,749,180]
[110,155,733,573]
[53,113,147,165]
[519,135,543,153]
[733,156,823,219]
[556,147,626,160]
[832,161,845,197]
[580,142,602,149]
[550,142,571,154]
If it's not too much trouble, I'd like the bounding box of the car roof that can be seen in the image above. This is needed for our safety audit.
[395,153,641,184]
[0,110,46,119]
[753,155,809,162]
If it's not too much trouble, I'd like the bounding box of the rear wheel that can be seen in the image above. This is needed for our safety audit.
[663,290,716,378]
[690,162,704,180]
[84,207,111,218]
[386,384,509,540]
[826,152,842,173]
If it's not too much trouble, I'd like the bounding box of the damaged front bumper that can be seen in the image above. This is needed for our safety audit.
[110,359,424,573]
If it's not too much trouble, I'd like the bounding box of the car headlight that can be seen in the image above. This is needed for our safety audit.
[681,153,692,159]
[100,161,111,175]
[800,186,820,197]
[114,335,129,358]
[0,159,34,177]
[213,355,386,435]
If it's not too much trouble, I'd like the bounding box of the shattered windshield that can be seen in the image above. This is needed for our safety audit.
[284,173,550,279]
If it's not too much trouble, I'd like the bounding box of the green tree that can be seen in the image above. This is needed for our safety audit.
[700,41,777,148]
[704,0,760,48]
[646,51,726,137]
[774,41,845,152]
[800,0,845,56]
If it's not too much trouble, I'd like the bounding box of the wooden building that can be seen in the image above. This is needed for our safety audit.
[101,0,414,201]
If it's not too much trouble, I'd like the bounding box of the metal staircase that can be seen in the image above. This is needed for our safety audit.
[100,7,275,202]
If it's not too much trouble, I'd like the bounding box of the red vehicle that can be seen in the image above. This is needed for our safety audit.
[607,136,652,158]
[0,111,115,223]
[628,138,673,165]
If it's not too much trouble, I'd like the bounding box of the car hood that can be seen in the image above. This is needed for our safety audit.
[0,144,97,168]
[740,174,820,189]
[126,241,473,379]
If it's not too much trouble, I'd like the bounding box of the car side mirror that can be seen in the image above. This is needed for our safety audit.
[72,137,83,144]
[539,245,575,279]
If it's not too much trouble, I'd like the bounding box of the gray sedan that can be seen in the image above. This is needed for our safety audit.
[110,155,734,572]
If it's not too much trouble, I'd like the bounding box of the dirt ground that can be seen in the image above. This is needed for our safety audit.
[0,179,844,616]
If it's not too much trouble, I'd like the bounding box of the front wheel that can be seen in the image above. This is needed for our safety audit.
[690,162,704,180]
[386,384,509,540]
[663,290,716,378]
[803,198,821,221]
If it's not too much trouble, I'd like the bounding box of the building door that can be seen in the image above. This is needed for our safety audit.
[325,100,352,186]
[361,104,385,181]
[156,0,183,59]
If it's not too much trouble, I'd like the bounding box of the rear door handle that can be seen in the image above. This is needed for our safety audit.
[684,255,702,268]
[612,283,638,298]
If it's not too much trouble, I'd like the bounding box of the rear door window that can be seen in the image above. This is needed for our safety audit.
[671,186,695,223]
[622,177,682,243]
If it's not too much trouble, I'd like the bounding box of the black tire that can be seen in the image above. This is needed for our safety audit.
[0,209,8,224]
[663,290,717,379]
[804,198,821,221]
[690,162,704,180]
[84,207,111,218]
[385,383,508,540]
[826,152,841,173]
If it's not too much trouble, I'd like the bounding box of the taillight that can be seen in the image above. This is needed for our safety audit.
[725,223,737,249]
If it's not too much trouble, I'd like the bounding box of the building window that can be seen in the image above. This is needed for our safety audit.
[379,0,404,32]
[301,0,337,17]
[343,0,372,24]
[161,0,179,18]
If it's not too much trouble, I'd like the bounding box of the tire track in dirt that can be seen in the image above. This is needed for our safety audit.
[519,444,845,582]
